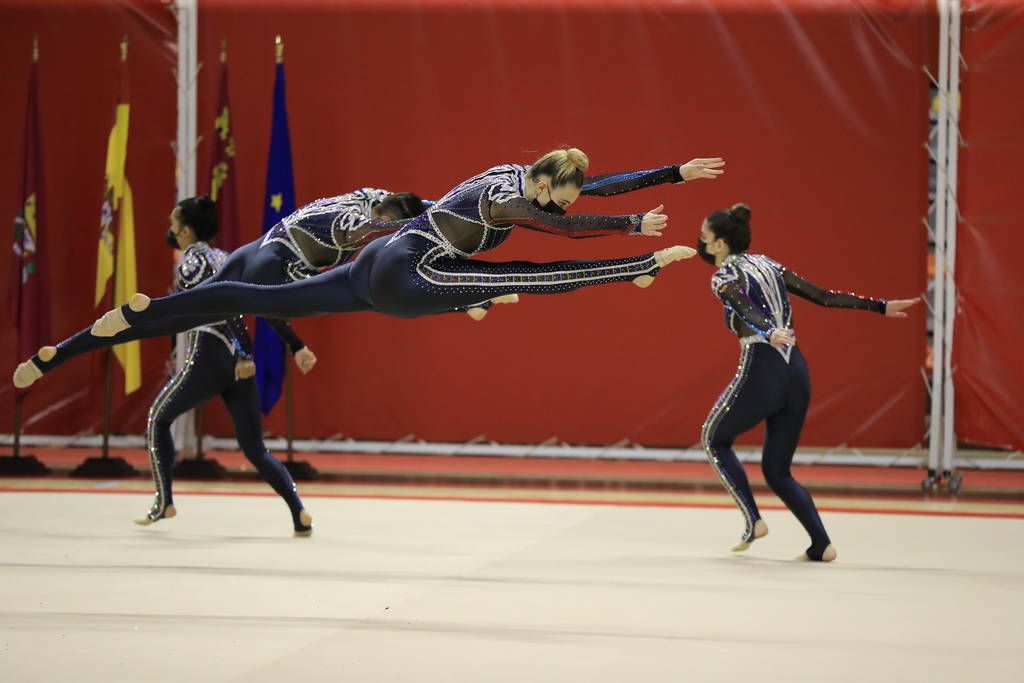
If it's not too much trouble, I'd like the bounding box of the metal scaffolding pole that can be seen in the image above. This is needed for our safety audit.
[940,0,963,487]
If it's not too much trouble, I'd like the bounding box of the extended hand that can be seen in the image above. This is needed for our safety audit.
[641,205,668,237]
[680,157,725,181]
[885,298,921,318]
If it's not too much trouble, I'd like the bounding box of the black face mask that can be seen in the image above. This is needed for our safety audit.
[166,228,181,249]
[696,236,717,266]
[531,192,567,216]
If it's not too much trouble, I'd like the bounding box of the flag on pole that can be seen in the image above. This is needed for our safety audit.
[255,36,295,414]
[94,37,140,394]
[8,36,51,384]
[208,38,241,250]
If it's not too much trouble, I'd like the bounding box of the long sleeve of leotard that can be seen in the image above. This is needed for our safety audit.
[715,281,778,338]
[581,165,684,196]
[783,270,886,314]
[264,318,305,353]
[486,196,643,238]
[225,317,255,359]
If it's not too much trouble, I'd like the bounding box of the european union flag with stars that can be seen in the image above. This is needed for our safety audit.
[255,55,296,414]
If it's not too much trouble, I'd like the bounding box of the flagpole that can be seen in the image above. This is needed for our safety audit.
[282,349,317,481]
[100,348,114,460]
[72,36,137,479]
[286,352,294,462]
[1,394,49,475]
[98,39,125,464]
[263,35,315,480]
[1,36,49,476]
[13,395,22,456]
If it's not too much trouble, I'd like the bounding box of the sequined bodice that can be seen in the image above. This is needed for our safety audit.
[263,188,391,269]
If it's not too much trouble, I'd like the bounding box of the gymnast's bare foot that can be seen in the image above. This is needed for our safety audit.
[634,246,697,288]
[797,543,838,562]
[91,293,150,337]
[134,503,176,526]
[294,509,313,537]
[466,294,519,321]
[731,518,769,552]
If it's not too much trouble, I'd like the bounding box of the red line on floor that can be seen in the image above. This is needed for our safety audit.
[22,447,1024,491]
[2,486,1022,520]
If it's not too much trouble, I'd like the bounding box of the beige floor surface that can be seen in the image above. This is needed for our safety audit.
[0,488,1021,682]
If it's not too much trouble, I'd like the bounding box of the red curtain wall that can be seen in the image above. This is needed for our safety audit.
[1,0,931,448]
[0,0,177,435]
[952,2,1024,451]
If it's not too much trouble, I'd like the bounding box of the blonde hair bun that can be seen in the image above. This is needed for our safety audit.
[529,147,590,188]
[565,148,590,173]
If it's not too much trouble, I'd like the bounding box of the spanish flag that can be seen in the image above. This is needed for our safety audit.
[94,37,140,394]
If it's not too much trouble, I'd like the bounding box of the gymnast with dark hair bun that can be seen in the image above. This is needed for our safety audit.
[696,202,919,562]
[128,196,313,533]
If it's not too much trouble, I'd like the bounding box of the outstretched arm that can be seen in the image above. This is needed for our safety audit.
[582,165,683,196]
[581,158,724,196]
[486,196,648,238]
[783,270,886,314]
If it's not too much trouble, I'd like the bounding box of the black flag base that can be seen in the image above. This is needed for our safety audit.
[283,459,319,481]
[71,456,137,478]
[0,454,50,476]
[174,456,228,480]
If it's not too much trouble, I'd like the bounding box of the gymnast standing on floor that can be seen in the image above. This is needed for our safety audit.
[81,148,720,339]
[696,203,919,562]
[135,196,313,534]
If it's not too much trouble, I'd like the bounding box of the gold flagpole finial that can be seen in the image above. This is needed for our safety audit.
[220,37,228,63]
[32,35,39,63]
[275,35,283,64]
[120,35,128,62]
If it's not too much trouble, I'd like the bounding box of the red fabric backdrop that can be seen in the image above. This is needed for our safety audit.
[0,0,177,435]
[1,0,931,448]
[953,2,1024,450]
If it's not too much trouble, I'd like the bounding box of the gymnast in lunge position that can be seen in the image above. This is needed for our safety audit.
[12,188,427,388]
[81,148,717,339]
[134,196,313,534]
[696,203,918,562]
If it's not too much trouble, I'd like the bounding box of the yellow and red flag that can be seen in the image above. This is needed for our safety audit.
[94,37,140,394]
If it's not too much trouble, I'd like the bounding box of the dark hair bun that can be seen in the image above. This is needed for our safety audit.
[377,192,427,221]
[176,195,219,242]
[729,203,751,224]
